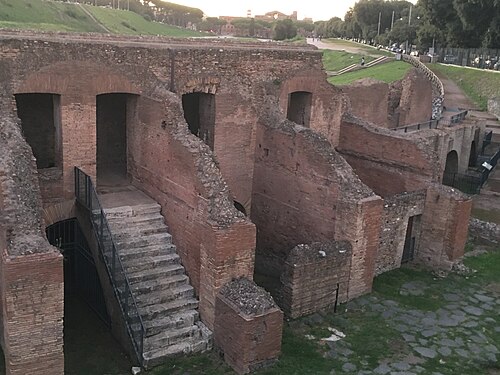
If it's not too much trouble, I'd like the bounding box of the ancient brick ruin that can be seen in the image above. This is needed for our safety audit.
[0,30,482,374]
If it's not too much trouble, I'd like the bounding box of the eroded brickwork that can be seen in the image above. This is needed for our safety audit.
[280,241,352,318]
[214,278,283,375]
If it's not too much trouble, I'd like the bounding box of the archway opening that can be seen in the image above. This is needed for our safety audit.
[96,93,135,188]
[443,150,459,186]
[182,92,215,150]
[46,218,131,372]
[15,93,61,170]
[287,91,312,127]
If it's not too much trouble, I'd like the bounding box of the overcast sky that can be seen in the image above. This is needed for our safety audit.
[173,0,417,21]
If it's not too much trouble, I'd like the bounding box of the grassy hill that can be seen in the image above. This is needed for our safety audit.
[429,64,500,111]
[328,61,411,86]
[0,0,205,36]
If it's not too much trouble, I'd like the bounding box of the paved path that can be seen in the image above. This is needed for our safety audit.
[307,38,382,58]
[324,279,500,374]
[431,68,476,111]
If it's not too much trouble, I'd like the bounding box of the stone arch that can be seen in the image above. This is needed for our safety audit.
[14,61,141,96]
[42,201,76,229]
[443,150,459,186]
[179,76,220,96]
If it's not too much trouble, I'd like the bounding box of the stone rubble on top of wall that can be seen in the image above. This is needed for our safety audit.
[468,218,500,244]
[402,55,444,120]
[219,277,277,316]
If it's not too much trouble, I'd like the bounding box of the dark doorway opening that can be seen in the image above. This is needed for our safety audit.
[96,93,134,187]
[15,93,61,169]
[46,219,131,373]
[468,141,476,167]
[402,215,421,263]
[234,200,247,216]
[287,91,312,127]
[442,150,459,186]
[182,92,215,150]
[46,218,110,325]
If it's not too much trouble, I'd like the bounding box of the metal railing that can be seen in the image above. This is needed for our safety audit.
[393,119,440,133]
[393,110,468,133]
[74,167,144,366]
[443,172,482,195]
[480,148,500,186]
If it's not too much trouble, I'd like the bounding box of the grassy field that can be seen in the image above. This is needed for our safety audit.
[322,50,375,72]
[328,61,411,85]
[0,0,205,37]
[429,64,500,111]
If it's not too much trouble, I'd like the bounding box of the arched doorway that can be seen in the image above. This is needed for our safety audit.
[96,93,137,188]
[287,91,312,127]
[443,150,459,186]
[182,92,216,150]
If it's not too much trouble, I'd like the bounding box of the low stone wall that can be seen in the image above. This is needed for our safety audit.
[214,278,283,375]
[401,55,444,120]
[468,218,500,244]
[280,241,352,318]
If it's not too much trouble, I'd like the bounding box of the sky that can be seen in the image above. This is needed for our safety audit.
[172,0,417,22]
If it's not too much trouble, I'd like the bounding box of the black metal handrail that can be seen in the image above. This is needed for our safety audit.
[393,110,468,133]
[74,167,145,366]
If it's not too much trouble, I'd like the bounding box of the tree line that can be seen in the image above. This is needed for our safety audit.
[314,0,500,50]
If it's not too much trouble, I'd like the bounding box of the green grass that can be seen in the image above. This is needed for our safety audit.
[0,0,100,32]
[429,64,500,111]
[83,5,203,37]
[322,50,375,72]
[323,38,393,57]
[328,61,411,85]
[0,0,206,37]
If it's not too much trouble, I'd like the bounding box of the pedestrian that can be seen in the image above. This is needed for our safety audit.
[361,56,365,66]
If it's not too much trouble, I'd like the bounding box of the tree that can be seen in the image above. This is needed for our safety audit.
[273,19,297,40]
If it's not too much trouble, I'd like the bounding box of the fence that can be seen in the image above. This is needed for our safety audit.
[74,167,145,366]
[442,172,482,195]
[437,47,500,70]
[393,110,468,133]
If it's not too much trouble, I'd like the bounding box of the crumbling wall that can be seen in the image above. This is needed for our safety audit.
[377,191,426,275]
[280,241,352,318]
[341,78,390,128]
[252,106,382,299]
[278,73,347,147]
[129,94,256,330]
[397,69,433,126]
[214,278,283,375]
[418,184,472,269]
[468,218,500,245]
[0,110,64,375]
[338,113,440,197]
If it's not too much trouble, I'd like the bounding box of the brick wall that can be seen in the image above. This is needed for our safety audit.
[398,69,433,126]
[335,196,383,298]
[377,191,426,275]
[341,79,390,128]
[251,118,376,278]
[418,184,472,269]
[338,114,439,197]
[278,73,347,147]
[214,278,283,375]
[1,247,64,375]
[129,95,256,329]
[280,241,351,318]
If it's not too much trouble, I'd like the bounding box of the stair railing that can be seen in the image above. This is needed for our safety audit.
[74,167,145,366]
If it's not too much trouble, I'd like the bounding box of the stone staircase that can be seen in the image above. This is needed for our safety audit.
[103,202,212,369]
